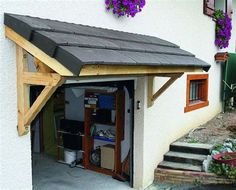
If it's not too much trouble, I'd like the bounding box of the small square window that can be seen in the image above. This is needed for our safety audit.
[184,74,209,113]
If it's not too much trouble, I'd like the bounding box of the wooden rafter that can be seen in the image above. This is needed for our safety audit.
[16,46,65,136]
[34,58,55,73]
[148,73,183,107]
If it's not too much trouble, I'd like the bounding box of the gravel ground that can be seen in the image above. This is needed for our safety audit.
[178,109,236,145]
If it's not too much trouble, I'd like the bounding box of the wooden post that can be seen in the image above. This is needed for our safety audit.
[148,76,155,108]
[16,46,30,136]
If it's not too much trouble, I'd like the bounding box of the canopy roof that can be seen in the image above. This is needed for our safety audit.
[4,13,210,76]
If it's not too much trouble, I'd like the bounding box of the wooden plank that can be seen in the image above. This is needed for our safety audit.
[5,26,74,76]
[34,58,55,73]
[16,46,30,136]
[24,78,65,126]
[79,65,201,76]
[148,76,155,107]
[152,74,183,101]
[114,90,125,174]
[22,72,62,86]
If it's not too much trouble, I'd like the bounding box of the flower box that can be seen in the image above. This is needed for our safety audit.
[213,152,236,167]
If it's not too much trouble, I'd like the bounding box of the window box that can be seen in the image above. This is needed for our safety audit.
[184,74,209,113]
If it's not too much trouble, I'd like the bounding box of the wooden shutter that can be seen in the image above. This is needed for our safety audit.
[203,0,215,17]
[226,0,233,18]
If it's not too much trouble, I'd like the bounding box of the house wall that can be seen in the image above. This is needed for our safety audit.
[0,0,236,190]
[141,1,236,188]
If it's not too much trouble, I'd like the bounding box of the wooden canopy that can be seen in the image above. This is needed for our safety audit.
[4,13,210,136]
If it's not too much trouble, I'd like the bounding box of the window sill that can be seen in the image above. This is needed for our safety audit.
[184,101,209,113]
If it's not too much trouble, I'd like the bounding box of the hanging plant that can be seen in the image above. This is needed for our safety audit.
[213,10,232,49]
[105,0,146,17]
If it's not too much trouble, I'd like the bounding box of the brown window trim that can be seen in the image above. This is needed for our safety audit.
[203,0,233,18]
[184,74,209,113]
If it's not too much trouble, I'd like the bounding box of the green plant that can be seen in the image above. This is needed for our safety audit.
[209,162,236,179]
[187,138,199,143]
[213,143,224,151]
[193,179,202,186]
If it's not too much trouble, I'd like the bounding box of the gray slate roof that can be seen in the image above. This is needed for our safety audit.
[4,13,210,75]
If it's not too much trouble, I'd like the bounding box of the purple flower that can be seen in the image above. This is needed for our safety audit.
[213,10,232,49]
[105,0,146,17]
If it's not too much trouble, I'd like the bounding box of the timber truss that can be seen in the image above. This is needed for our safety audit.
[16,46,65,136]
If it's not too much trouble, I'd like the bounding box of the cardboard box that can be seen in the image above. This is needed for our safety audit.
[101,144,115,170]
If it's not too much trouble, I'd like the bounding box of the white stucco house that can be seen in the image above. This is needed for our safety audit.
[1,0,236,190]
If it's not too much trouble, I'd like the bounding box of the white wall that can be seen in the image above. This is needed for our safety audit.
[1,0,236,189]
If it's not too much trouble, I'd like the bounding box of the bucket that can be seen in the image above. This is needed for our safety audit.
[64,149,76,164]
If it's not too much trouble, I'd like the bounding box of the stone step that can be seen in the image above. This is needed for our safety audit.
[170,142,213,155]
[164,151,207,165]
[158,161,202,172]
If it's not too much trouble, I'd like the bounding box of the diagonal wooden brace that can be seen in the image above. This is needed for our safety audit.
[148,73,183,107]
[16,46,65,136]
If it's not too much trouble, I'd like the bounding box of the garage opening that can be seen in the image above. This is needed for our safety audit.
[30,80,135,189]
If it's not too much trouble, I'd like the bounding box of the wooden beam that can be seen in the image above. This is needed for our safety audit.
[5,26,74,76]
[79,65,201,76]
[34,58,55,73]
[22,72,62,86]
[148,73,183,108]
[24,77,65,126]
[148,76,155,107]
[16,46,30,136]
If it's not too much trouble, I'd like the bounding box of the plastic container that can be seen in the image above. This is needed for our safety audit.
[64,149,76,164]
[213,152,236,167]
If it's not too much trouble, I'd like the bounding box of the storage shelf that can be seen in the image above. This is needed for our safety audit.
[94,136,115,142]
[85,107,116,111]
[57,130,84,136]
[57,145,84,152]
[94,122,115,126]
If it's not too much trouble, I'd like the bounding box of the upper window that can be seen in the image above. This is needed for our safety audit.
[184,74,209,113]
[203,0,233,18]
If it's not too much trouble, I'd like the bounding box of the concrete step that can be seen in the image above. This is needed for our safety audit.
[170,142,213,155]
[164,151,207,165]
[158,161,202,172]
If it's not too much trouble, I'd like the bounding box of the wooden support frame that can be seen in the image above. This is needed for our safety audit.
[5,26,204,134]
[16,46,65,136]
[148,73,183,107]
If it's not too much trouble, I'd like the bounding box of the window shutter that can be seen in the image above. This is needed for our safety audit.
[226,0,233,18]
[203,0,215,17]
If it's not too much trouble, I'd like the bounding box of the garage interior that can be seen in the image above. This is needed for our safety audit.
[31,80,134,189]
